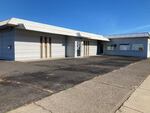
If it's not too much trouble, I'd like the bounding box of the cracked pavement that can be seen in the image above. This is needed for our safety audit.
[7,57,150,113]
[0,56,150,113]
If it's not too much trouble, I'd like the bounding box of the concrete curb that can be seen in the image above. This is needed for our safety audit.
[110,88,136,113]
[112,75,150,113]
[110,78,147,113]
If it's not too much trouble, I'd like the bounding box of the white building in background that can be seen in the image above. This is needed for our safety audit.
[0,18,108,61]
[0,18,150,61]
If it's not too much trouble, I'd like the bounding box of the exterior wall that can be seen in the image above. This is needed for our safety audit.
[14,29,66,61]
[148,39,150,58]
[74,38,84,57]
[89,40,97,56]
[13,29,99,61]
[74,39,98,57]
[15,29,41,61]
[66,37,75,57]
[51,35,66,58]
[103,38,148,58]
[0,29,15,60]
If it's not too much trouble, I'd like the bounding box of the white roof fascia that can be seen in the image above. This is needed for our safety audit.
[4,18,109,41]
[0,19,10,26]
[106,32,150,39]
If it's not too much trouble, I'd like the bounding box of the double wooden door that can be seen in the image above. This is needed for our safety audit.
[84,41,89,56]
[40,37,51,58]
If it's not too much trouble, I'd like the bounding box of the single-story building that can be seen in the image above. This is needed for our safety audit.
[104,33,150,58]
[0,18,150,61]
[0,18,109,61]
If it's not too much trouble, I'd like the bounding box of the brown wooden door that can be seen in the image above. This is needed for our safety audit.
[84,41,89,56]
[40,37,51,58]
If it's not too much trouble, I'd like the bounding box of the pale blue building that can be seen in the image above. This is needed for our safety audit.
[103,33,150,58]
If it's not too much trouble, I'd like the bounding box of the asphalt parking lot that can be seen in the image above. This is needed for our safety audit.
[0,56,147,113]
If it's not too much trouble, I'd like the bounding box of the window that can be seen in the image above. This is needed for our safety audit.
[132,44,144,51]
[107,44,117,50]
[119,44,130,50]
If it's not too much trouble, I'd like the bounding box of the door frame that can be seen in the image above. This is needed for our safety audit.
[97,41,104,55]
[84,40,89,56]
[40,36,51,59]
[77,41,81,57]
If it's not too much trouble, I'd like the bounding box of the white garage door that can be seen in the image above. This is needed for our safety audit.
[51,36,66,58]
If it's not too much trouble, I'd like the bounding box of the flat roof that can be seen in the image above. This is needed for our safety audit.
[105,32,150,39]
[0,18,109,41]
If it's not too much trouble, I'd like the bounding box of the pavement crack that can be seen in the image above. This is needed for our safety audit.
[97,81,133,90]
[112,89,136,113]
[1,79,54,94]
[33,102,53,113]
[139,87,150,92]
[123,106,144,113]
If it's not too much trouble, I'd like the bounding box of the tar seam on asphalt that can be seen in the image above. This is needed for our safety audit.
[0,79,54,93]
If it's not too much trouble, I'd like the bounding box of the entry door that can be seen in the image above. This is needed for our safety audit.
[97,41,103,55]
[84,41,89,56]
[77,41,81,56]
[40,37,51,58]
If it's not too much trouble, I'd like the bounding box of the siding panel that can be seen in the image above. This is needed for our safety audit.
[15,29,66,61]
[15,30,40,61]
[89,40,97,56]
[51,36,65,58]
[0,30,15,60]
[66,37,75,57]
[148,39,150,58]
[103,38,148,58]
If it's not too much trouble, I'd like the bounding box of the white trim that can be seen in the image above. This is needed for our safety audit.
[106,32,150,39]
[0,18,109,41]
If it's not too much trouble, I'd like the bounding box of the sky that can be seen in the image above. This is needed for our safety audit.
[0,0,150,35]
